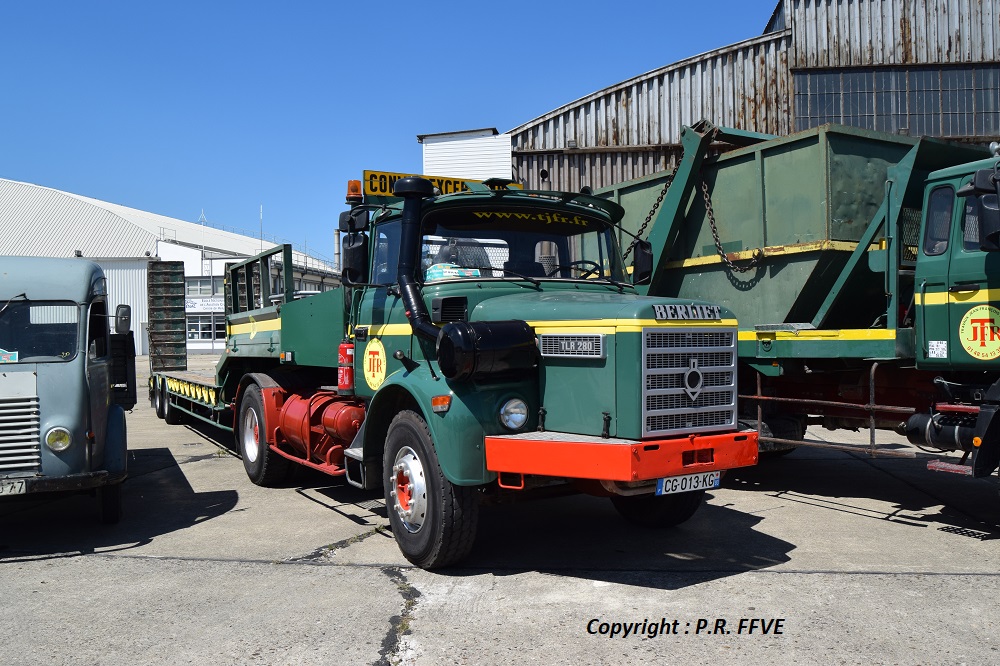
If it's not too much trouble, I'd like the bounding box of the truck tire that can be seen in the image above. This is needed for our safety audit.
[383,410,479,569]
[238,383,291,486]
[153,377,166,419]
[610,489,706,528]
[99,482,123,525]
[162,379,183,425]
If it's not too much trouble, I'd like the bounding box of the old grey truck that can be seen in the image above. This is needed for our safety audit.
[0,257,136,523]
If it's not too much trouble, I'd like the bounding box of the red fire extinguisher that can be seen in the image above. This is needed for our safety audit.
[338,339,355,394]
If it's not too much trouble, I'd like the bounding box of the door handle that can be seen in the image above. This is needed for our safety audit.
[948,283,981,293]
[919,279,928,356]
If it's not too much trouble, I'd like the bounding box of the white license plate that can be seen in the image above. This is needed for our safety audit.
[655,471,721,495]
[0,479,26,496]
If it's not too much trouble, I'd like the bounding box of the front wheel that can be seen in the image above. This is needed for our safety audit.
[384,410,479,569]
[610,489,706,528]
[238,383,291,486]
[98,483,123,524]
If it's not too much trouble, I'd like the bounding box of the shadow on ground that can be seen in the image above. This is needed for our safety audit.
[0,446,238,561]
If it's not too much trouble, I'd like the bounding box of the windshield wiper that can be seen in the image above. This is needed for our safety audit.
[0,293,27,318]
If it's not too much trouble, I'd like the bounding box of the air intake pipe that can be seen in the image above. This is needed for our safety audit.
[391,177,538,382]
[394,177,443,344]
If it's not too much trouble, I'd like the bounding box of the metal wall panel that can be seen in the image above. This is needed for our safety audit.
[511,32,792,191]
[96,260,150,354]
[790,0,1000,68]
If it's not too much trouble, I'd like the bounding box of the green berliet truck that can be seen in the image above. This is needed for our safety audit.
[148,175,759,568]
[598,120,1000,482]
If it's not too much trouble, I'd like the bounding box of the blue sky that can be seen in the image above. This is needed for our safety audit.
[0,1,778,262]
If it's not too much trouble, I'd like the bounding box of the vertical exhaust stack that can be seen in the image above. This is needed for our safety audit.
[393,177,440,344]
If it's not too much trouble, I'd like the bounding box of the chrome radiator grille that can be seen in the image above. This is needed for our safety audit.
[0,395,41,472]
[642,327,737,437]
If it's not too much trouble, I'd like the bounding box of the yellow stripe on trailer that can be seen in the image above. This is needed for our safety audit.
[738,329,897,342]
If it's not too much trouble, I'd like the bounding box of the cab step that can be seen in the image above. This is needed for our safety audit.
[927,460,973,475]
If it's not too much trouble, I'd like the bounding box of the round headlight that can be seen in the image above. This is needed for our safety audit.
[45,427,73,452]
[499,398,528,431]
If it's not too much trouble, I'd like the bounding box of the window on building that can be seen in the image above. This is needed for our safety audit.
[187,314,223,340]
[186,277,213,296]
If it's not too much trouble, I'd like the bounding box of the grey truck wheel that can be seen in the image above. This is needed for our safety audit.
[153,377,166,419]
[610,489,706,528]
[383,410,479,569]
[238,383,291,486]
[162,378,183,425]
[98,482,123,525]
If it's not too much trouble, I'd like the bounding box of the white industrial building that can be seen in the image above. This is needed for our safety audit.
[0,178,338,354]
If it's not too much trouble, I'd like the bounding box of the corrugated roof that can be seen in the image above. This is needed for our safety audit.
[0,179,156,258]
[0,178,336,272]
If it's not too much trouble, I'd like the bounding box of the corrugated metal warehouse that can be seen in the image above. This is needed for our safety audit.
[509,0,1000,192]
[0,178,337,354]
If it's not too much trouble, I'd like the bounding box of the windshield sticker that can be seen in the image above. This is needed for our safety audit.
[653,304,722,321]
[959,305,1000,360]
[425,263,481,282]
[471,211,593,227]
[0,349,18,363]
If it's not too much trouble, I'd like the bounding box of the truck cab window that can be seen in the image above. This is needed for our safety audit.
[964,193,1000,252]
[372,220,401,284]
[87,300,108,359]
[923,186,954,256]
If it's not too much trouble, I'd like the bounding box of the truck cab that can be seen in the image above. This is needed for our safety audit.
[0,257,136,523]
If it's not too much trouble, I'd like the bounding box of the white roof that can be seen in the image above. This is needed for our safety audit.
[0,178,334,272]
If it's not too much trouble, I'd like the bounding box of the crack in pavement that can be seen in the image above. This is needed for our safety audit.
[284,526,388,563]
[375,566,421,666]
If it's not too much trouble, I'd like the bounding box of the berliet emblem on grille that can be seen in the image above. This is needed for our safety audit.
[683,358,704,401]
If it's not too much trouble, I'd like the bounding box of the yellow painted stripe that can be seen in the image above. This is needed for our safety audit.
[229,320,282,336]
[737,328,897,341]
[354,319,739,337]
[665,240,865,269]
[915,289,1000,306]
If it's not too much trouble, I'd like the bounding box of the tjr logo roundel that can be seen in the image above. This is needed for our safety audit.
[959,304,1000,361]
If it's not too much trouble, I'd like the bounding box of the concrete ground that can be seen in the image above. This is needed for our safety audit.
[1,355,998,665]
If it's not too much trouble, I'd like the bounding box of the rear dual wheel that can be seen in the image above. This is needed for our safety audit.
[384,410,479,569]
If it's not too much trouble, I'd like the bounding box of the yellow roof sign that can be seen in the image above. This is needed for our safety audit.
[363,170,521,197]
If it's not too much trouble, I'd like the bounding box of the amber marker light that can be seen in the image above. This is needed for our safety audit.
[431,395,452,413]
[346,179,363,204]
[974,436,983,448]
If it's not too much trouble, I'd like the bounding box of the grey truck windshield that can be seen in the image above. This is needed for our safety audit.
[0,301,80,363]
[415,206,627,283]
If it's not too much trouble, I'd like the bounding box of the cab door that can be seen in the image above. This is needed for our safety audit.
[948,188,1000,369]
[914,184,957,368]
[353,219,408,398]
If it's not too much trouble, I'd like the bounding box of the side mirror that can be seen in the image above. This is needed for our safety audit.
[338,209,369,233]
[958,168,999,197]
[114,304,131,334]
[631,240,653,286]
[341,233,370,285]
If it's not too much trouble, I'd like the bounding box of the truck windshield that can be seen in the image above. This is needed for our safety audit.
[419,206,627,283]
[0,301,80,363]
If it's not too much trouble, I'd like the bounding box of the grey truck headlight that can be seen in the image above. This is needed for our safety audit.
[45,427,73,452]
[499,398,528,431]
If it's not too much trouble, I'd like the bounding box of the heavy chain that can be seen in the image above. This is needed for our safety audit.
[702,177,761,273]
[624,159,680,259]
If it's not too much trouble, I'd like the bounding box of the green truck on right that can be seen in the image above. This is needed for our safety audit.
[599,120,1000,480]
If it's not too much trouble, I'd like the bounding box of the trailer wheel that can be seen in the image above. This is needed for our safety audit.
[610,489,706,528]
[162,379,183,425]
[153,377,166,419]
[384,410,479,569]
[238,383,291,486]
[98,482,123,525]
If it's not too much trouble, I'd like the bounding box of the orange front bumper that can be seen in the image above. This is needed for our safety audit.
[484,430,758,482]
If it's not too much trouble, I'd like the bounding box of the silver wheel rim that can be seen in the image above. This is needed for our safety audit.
[241,406,260,464]
[389,445,427,533]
